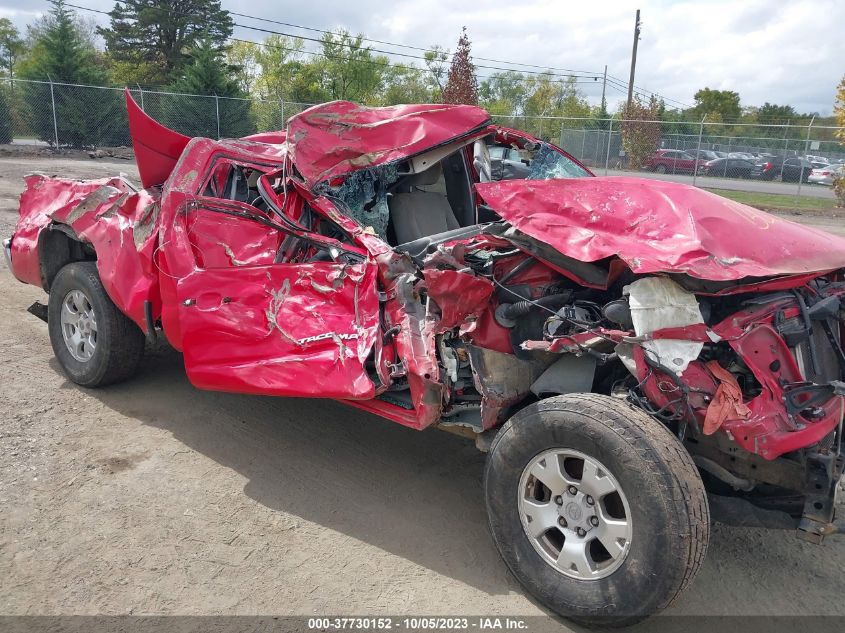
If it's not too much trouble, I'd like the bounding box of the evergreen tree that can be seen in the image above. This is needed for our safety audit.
[166,39,253,138]
[18,1,122,148]
[100,0,233,84]
[441,28,478,105]
[0,86,12,143]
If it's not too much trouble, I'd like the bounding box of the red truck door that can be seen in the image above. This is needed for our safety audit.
[169,196,381,400]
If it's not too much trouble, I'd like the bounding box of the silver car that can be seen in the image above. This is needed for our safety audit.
[808,163,844,185]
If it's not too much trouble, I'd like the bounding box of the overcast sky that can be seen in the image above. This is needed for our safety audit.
[2,0,842,115]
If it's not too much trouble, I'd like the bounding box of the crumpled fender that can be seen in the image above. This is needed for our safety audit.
[14,174,160,333]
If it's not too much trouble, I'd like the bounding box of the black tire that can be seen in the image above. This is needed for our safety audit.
[48,261,145,387]
[654,164,667,174]
[484,393,709,627]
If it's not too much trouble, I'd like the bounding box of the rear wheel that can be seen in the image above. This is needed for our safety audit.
[48,262,145,387]
[484,394,709,627]
[654,164,667,174]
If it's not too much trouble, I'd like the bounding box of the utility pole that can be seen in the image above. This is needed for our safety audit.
[626,9,641,113]
[600,64,607,113]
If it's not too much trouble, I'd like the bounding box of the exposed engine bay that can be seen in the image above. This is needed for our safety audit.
[404,231,845,541]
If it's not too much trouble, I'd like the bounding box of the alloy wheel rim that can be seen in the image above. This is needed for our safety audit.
[517,448,632,580]
[60,289,98,362]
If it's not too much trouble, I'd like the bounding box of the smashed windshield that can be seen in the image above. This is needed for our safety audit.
[527,144,591,180]
[314,163,399,239]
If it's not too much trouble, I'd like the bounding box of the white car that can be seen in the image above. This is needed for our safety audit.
[808,163,844,185]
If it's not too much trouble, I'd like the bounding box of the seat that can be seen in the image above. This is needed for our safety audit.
[388,163,461,244]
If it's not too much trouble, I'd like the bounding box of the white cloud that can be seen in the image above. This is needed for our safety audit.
[9,0,842,114]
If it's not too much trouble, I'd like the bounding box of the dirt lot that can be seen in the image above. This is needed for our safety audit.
[2,156,845,628]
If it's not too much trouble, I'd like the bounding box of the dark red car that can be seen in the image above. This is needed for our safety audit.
[643,149,702,174]
[5,93,845,626]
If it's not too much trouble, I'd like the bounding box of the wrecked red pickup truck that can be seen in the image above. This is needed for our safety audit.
[6,92,845,625]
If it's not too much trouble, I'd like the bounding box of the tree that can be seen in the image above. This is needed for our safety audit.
[168,39,253,138]
[619,95,662,169]
[318,31,387,103]
[99,0,233,84]
[691,87,741,122]
[423,46,449,101]
[755,102,798,125]
[442,27,477,105]
[0,18,25,78]
[479,71,528,117]
[17,1,121,148]
[382,66,432,105]
[0,86,11,143]
[833,76,845,206]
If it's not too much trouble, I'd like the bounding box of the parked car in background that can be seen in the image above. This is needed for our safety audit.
[487,135,592,182]
[750,156,814,182]
[690,149,720,161]
[806,154,829,165]
[701,157,756,178]
[808,163,845,185]
[643,149,701,174]
[727,152,756,161]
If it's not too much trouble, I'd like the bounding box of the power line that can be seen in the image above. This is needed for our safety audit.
[62,1,687,105]
[228,9,603,77]
[64,2,602,82]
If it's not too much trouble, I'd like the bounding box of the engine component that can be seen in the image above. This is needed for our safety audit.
[493,292,573,328]
[602,298,633,329]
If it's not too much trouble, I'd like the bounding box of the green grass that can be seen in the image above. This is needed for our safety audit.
[703,187,840,213]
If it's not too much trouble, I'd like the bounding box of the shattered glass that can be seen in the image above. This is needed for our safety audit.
[527,144,591,180]
[316,164,399,239]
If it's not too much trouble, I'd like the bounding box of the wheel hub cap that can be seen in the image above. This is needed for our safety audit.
[518,448,632,580]
[60,289,98,362]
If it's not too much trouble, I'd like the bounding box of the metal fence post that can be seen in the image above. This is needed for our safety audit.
[47,76,59,149]
[280,99,285,127]
[214,94,220,139]
[136,83,144,111]
[796,115,815,199]
[693,114,706,187]
[604,117,614,176]
[780,120,790,181]
[580,126,586,162]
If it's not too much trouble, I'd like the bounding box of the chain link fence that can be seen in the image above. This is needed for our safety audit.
[2,78,843,204]
[492,113,845,202]
[0,77,314,148]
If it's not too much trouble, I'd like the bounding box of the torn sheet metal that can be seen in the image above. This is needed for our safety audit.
[175,261,379,398]
[125,91,287,189]
[468,345,549,429]
[125,90,191,189]
[476,177,845,281]
[625,277,704,373]
[423,268,494,334]
[13,174,161,334]
[286,100,491,187]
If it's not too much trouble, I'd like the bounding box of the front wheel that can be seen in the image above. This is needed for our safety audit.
[484,394,709,627]
[654,164,667,174]
[48,261,145,387]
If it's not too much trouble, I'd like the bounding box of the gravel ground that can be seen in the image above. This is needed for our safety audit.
[2,156,845,630]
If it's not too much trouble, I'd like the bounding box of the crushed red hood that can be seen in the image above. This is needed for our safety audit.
[476,176,845,281]
[286,100,490,187]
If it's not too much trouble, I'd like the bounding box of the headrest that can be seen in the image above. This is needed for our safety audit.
[404,162,442,187]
